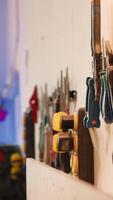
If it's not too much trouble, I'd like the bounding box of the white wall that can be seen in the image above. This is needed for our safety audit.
[7,0,113,197]
[25,0,91,106]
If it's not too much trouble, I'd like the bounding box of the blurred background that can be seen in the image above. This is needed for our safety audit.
[0,1,26,199]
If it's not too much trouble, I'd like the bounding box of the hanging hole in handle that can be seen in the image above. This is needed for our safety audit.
[112,152,113,164]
